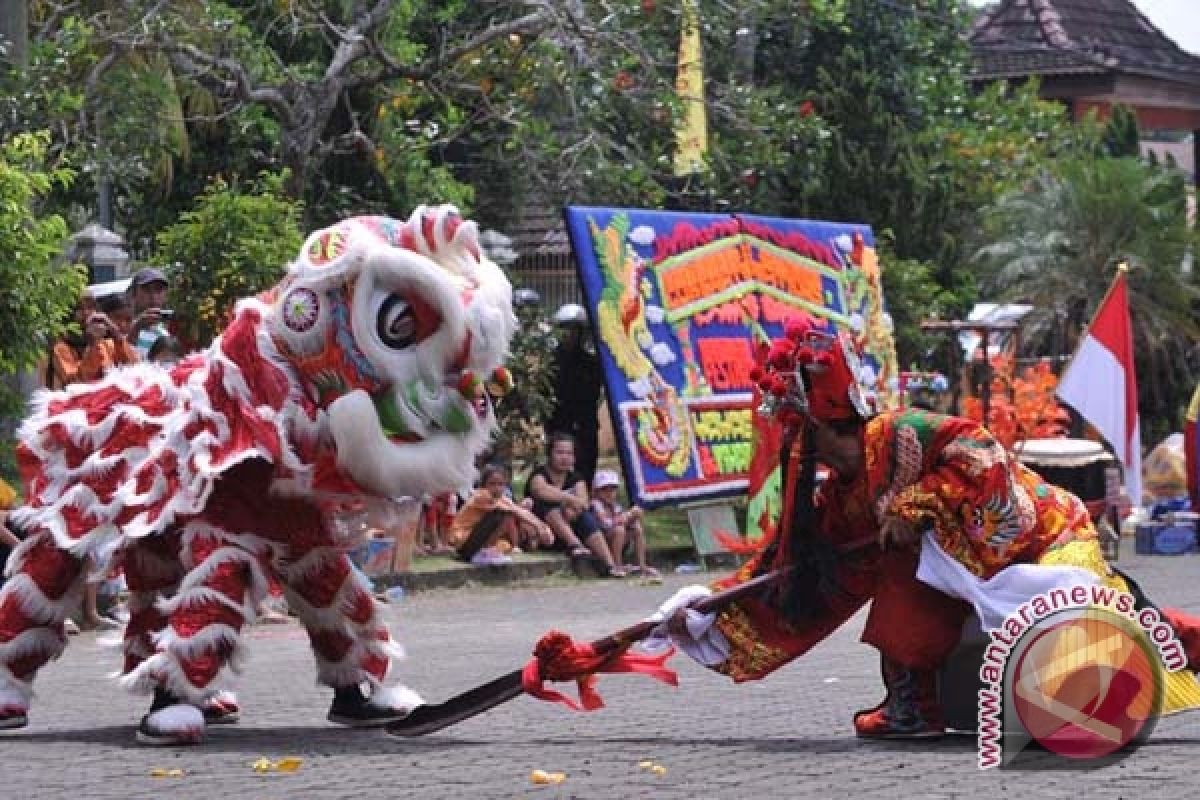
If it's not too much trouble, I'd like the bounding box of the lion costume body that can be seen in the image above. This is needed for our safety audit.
[0,206,516,743]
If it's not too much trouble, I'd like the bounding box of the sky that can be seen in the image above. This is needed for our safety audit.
[968,0,1200,56]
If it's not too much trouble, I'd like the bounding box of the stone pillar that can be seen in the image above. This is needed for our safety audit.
[68,224,130,284]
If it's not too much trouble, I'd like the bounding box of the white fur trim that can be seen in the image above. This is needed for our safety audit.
[0,628,66,668]
[368,684,423,714]
[313,636,406,689]
[329,390,490,497]
[150,623,247,670]
[0,573,78,625]
[121,647,239,704]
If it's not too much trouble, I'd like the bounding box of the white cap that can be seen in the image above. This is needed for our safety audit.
[592,469,620,490]
[553,303,588,326]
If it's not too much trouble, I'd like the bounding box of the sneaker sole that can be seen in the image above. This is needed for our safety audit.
[135,728,204,746]
[0,715,28,730]
[856,730,945,740]
[327,712,408,728]
[204,711,240,725]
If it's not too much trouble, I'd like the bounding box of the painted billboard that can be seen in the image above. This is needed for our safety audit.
[564,207,898,509]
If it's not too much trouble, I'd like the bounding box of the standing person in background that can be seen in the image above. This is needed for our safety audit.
[127,267,172,358]
[547,303,604,487]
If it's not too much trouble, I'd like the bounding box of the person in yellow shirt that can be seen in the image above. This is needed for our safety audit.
[0,478,20,588]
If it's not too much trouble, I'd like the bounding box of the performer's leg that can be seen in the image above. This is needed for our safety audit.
[0,531,88,728]
[855,548,970,739]
[120,522,268,745]
[120,532,241,726]
[279,543,419,727]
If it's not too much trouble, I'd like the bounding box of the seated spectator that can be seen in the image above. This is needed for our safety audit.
[526,432,624,577]
[450,464,555,565]
[590,469,660,581]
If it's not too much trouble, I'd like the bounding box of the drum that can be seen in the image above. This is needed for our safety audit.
[1014,438,1116,519]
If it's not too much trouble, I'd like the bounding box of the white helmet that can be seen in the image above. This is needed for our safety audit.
[552,303,588,326]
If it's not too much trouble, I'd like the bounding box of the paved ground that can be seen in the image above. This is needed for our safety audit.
[3,549,1200,799]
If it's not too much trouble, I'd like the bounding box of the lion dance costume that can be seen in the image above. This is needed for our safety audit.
[0,206,517,744]
[658,313,1200,738]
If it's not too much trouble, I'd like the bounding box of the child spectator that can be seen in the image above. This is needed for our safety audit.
[590,469,660,581]
[416,492,458,556]
[147,334,184,366]
[450,464,554,565]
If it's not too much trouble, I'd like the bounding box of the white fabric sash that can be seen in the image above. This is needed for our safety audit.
[915,531,1100,632]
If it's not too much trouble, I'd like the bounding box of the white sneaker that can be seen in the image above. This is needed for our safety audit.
[64,619,81,635]
[470,548,512,566]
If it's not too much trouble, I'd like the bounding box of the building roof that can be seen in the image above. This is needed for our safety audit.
[970,0,1200,88]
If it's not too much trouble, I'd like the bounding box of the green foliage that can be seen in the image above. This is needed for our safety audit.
[975,155,1200,433]
[490,302,558,464]
[1102,104,1141,158]
[153,171,304,347]
[0,132,85,472]
[878,248,961,368]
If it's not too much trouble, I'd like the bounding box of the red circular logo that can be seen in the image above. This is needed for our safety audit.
[1010,610,1161,760]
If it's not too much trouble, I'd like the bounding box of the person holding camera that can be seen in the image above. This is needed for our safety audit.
[127,266,174,358]
[47,293,140,389]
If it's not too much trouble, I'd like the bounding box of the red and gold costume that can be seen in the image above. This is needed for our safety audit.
[681,315,1200,737]
[0,206,517,744]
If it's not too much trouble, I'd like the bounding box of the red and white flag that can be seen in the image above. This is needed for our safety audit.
[1056,268,1141,504]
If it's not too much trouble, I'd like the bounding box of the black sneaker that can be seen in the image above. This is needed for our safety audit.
[136,688,205,746]
[327,685,411,728]
[0,709,27,730]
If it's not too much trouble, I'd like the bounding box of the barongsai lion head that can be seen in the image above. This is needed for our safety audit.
[268,205,517,497]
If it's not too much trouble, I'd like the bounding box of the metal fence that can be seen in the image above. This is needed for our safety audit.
[509,265,583,313]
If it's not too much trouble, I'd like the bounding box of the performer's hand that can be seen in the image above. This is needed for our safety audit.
[667,607,690,637]
[878,516,919,549]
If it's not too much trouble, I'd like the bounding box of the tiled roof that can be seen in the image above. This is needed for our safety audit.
[970,0,1200,87]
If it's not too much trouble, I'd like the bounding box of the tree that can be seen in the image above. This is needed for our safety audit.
[1101,103,1141,158]
[153,171,304,347]
[0,131,86,475]
[974,155,1200,437]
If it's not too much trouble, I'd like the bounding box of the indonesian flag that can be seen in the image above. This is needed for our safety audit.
[1056,269,1142,504]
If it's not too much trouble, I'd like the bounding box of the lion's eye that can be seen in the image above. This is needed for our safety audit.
[377,295,417,349]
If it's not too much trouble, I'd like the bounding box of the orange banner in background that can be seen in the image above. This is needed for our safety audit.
[659,243,826,311]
